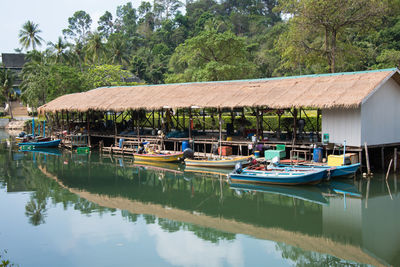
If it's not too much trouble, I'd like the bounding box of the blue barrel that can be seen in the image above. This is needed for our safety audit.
[313,147,323,162]
[254,151,260,158]
[182,141,190,151]
[119,138,125,148]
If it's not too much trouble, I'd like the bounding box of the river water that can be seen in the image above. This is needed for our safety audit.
[0,132,399,266]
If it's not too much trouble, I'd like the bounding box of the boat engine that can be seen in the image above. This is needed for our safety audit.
[183,148,194,159]
[234,162,243,174]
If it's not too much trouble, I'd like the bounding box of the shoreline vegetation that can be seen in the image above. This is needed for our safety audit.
[1,0,398,112]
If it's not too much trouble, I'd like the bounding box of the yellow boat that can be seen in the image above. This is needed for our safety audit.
[133,152,184,163]
[184,155,252,168]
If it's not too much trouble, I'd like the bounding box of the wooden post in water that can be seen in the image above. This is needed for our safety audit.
[394,148,398,172]
[364,142,371,176]
[381,147,385,170]
[386,158,393,180]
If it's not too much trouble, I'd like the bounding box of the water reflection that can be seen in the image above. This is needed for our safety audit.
[1,145,400,266]
[25,194,47,226]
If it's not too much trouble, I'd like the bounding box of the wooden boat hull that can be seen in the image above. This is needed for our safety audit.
[184,156,252,168]
[133,152,184,163]
[229,169,326,185]
[18,139,61,148]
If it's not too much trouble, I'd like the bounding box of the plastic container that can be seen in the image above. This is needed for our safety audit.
[119,138,125,148]
[254,151,260,158]
[182,141,190,151]
[313,147,323,162]
[218,146,232,156]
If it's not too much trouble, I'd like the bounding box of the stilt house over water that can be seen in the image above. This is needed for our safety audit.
[39,68,400,148]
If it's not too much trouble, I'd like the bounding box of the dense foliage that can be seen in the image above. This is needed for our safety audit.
[14,0,400,107]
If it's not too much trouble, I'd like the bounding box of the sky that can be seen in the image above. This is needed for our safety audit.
[1,0,142,54]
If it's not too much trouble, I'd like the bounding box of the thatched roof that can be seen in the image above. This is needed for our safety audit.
[38,68,400,113]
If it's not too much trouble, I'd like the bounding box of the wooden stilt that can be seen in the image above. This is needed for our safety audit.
[364,142,371,176]
[114,112,117,146]
[218,108,222,157]
[87,110,91,147]
[381,147,385,170]
[256,107,260,140]
[203,108,206,133]
[394,148,398,172]
[386,158,393,180]
[189,107,192,140]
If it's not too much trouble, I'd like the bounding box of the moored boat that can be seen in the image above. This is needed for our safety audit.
[133,151,184,163]
[229,166,326,185]
[276,163,361,179]
[184,155,252,168]
[18,139,61,148]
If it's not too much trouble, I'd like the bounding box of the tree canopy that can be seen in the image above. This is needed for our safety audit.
[13,0,400,107]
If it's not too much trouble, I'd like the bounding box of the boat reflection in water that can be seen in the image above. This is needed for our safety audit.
[2,148,400,267]
[229,182,329,206]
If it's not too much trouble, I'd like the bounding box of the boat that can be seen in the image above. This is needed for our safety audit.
[16,135,51,143]
[229,166,326,185]
[184,155,252,168]
[276,163,361,179]
[133,151,184,163]
[18,139,61,148]
[229,182,329,205]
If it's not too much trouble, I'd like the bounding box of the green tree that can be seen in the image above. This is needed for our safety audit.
[83,64,132,89]
[18,21,44,51]
[21,52,85,107]
[85,32,104,64]
[97,11,114,38]
[47,37,68,63]
[106,33,129,66]
[0,66,16,119]
[165,28,259,82]
[62,10,92,43]
[278,0,387,73]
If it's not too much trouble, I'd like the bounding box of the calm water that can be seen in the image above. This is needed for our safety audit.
[0,133,399,266]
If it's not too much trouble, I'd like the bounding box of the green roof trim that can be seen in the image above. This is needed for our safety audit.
[93,68,399,90]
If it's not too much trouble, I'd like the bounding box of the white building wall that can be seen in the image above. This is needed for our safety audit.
[361,78,400,146]
[322,108,361,147]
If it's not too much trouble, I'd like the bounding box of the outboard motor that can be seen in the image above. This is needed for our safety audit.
[18,131,26,137]
[183,148,194,159]
[234,162,243,174]
[271,156,280,166]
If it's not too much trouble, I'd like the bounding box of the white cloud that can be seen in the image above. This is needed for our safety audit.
[147,222,244,267]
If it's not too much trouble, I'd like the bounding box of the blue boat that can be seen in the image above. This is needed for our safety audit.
[18,139,61,148]
[275,163,361,179]
[229,167,326,185]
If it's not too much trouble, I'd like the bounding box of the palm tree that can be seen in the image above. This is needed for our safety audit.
[19,21,44,50]
[47,37,68,63]
[85,32,104,64]
[107,35,128,65]
[0,66,16,119]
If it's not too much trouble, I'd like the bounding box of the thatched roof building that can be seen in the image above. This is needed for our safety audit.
[38,68,400,113]
[39,68,400,147]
